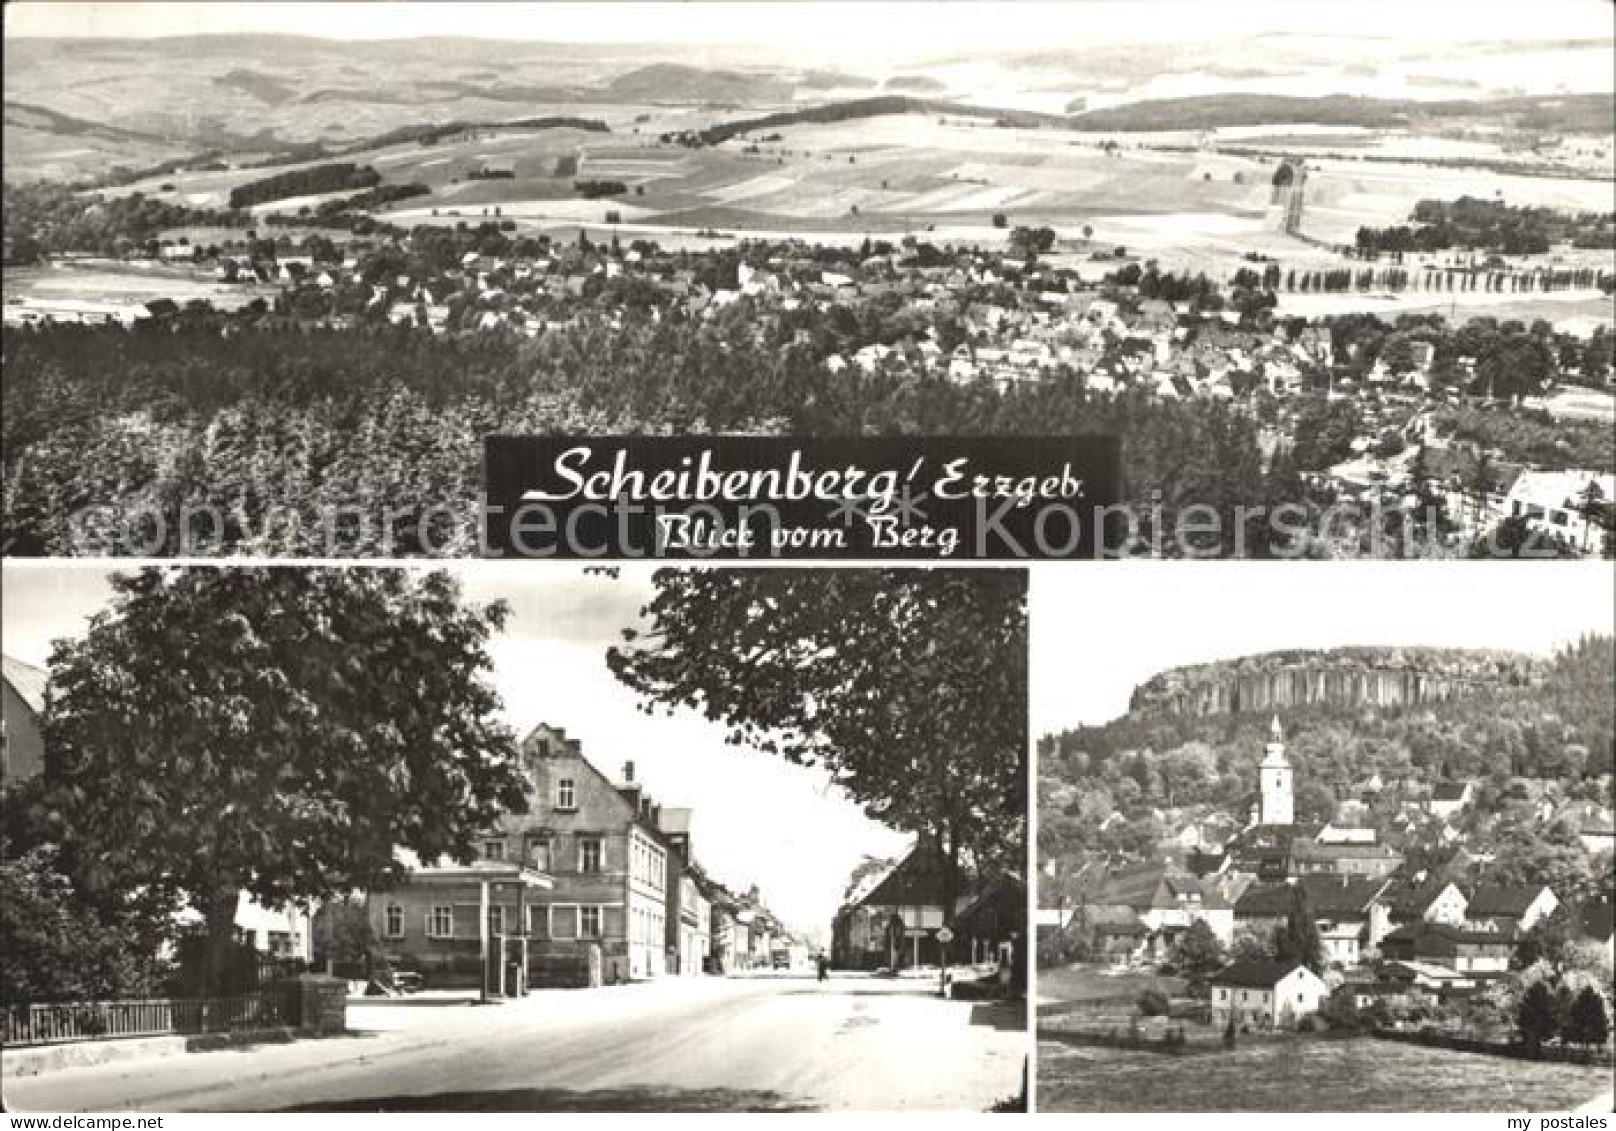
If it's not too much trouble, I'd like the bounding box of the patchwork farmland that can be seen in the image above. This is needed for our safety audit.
[89,102,1605,293]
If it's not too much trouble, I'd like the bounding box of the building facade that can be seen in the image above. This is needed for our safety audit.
[1210,960,1330,1031]
[504,727,671,984]
[1,655,47,783]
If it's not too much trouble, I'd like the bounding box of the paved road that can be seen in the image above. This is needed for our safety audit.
[5,976,1027,1112]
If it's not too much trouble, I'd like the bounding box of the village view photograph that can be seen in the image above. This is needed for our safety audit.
[1033,562,1616,1111]
[1,1,1613,558]
[0,563,1029,1112]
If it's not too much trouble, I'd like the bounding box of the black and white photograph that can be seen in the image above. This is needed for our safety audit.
[1033,562,1615,1111]
[0,563,1028,1112]
[2,1,1613,559]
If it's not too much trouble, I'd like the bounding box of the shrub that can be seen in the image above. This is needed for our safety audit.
[1138,987,1170,1017]
[1318,991,1366,1034]
[0,843,172,1005]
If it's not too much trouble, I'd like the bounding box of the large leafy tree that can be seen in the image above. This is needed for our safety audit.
[608,569,1026,921]
[1169,918,1226,999]
[33,566,529,991]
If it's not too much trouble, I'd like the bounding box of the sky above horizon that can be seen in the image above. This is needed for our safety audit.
[5,1,1610,57]
[1032,560,1616,732]
[0,562,912,939]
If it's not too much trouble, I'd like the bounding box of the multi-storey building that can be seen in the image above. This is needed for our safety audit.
[503,727,672,984]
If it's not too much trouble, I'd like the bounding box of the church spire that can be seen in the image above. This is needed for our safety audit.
[1260,714,1294,825]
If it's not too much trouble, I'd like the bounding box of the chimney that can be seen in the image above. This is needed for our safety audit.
[623,760,635,783]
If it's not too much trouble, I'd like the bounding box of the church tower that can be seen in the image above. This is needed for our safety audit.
[1259,715,1294,826]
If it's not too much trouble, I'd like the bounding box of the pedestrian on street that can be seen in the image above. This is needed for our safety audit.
[816,952,829,982]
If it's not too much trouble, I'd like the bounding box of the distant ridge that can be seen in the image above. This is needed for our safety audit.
[4,99,174,144]
[676,96,1071,146]
[1067,92,1614,133]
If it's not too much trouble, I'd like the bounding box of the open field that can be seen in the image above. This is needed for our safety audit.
[1294,156,1616,245]
[1037,964,1185,1007]
[1038,1035,1614,1112]
[2,262,275,314]
[1272,288,1615,332]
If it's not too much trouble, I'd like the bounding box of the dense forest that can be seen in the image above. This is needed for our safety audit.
[1039,637,1615,901]
[662,96,1066,147]
[0,312,1299,557]
[226,162,382,210]
[2,183,249,261]
[1356,197,1616,257]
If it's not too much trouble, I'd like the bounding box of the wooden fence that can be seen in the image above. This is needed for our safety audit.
[3,984,300,1047]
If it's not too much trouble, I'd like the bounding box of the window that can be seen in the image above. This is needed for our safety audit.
[482,839,505,861]
[580,906,602,939]
[528,838,551,872]
[578,837,602,873]
[428,906,454,938]
[488,905,506,936]
[268,931,293,957]
[556,778,576,811]
[384,904,404,938]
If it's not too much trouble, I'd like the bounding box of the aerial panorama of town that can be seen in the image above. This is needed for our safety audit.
[1,6,1613,558]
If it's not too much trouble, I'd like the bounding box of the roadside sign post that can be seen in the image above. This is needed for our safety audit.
[936,925,954,999]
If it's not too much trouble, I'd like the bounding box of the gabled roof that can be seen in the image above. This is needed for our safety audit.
[1382,921,1514,954]
[1235,875,1385,918]
[1081,903,1148,936]
[1467,884,1550,917]
[520,722,660,836]
[953,874,1027,935]
[1211,959,1308,989]
[1378,879,1463,917]
[1091,860,1171,907]
[860,841,958,909]
[2,655,48,715]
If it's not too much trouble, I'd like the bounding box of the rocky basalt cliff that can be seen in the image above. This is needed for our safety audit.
[1128,647,1547,719]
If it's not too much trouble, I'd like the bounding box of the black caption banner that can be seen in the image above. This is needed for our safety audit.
[484,436,1119,560]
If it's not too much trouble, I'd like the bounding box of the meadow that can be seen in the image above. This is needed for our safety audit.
[1037,1035,1613,1112]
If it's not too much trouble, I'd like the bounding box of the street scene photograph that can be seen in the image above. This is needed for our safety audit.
[1,1,1612,558]
[1032,562,1615,1111]
[0,563,1029,1112]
